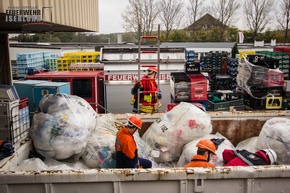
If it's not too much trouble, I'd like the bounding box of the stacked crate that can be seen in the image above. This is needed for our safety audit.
[227,58,239,90]
[200,51,228,90]
[57,51,100,71]
[44,53,62,71]
[0,85,23,144]
[169,72,208,111]
[238,53,285,110]
[16,52,45,78]
[255,51,289,80]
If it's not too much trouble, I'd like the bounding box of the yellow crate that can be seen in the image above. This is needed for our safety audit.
[266,96,282,109]
[239,50,256,58]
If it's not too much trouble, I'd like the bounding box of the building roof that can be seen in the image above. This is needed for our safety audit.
[186,13,227,31]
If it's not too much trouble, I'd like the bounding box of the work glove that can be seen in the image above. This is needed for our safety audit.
[157,90,162,100]
[0,141,15,160]
[210,138,225,149]
[130,96,136,105]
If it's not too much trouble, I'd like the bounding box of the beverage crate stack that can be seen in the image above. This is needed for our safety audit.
[57,51,100,71]
[282,80,290,109]
[227,58,239,90]
[16,52,46,78]
[168,70,208,111]
[200,51,228,91]
[44,53,62,71]
[237,54,285,110]
[186,50,195,63]
[255,51,290,80]
[0,85,24,145]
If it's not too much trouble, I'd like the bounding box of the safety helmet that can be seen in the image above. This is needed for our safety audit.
[147,67,158,74]
[128,115,142,129]
[196,139,216,155]
[262,149,277,165]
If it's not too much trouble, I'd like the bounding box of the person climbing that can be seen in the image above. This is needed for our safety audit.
[184,139,217,168]
[222,148,277,166]
[115,115,152,168]
[131,67,162,113]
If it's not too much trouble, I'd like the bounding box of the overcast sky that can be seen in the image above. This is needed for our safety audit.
[98,0,129,34]
[97,0,250,34]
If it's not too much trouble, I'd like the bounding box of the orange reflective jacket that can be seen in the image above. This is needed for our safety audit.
[184,154,215,168]
[115,126,138,168]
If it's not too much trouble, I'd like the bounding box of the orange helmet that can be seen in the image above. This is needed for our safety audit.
[147,67,158,74]
[128,115,142,129]
[196,139,216,154]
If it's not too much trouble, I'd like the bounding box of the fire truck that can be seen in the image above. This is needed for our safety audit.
[25,46,187,114]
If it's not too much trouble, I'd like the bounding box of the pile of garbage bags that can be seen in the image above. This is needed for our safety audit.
[26,95,290,170]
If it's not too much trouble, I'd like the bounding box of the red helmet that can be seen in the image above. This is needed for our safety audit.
[128,115,142,129]
[147,67,158,74]
[196,139,216,154]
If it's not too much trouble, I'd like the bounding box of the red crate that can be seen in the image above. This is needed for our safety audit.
[189,75,208,101]
[262,70,284,87]
[19,98,29,110]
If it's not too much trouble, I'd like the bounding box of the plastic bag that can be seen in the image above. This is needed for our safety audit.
[142,102,212,163]
[236,136,258,153]
[82,114,118,168]
[30,93,97,162]
[256,117,290,164]
[177,133,235,167]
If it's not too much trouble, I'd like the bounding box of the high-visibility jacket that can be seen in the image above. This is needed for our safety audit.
[115,126,138,168]
[184,154,215,168]
[131,75,160,113]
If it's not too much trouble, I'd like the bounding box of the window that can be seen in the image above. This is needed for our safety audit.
[72,79,92,98]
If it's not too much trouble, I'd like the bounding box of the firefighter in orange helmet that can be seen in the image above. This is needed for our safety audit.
[184,139,216,168]
[131,67,162,113]
[115,115,152,168]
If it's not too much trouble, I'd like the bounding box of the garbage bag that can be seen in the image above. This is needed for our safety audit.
[30,93,97,162]
[142,102,212,163]
[82,114,118,168]
[177,133,235,167]
[256,117,290,164]
[236,136,258,153]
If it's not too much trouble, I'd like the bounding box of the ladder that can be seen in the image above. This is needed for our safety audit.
[136,24,161,113]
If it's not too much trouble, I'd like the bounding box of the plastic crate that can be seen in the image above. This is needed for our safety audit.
[0,99,20,144]
[19,98,30,140]
[207,99,230,111]
[266,96,282,109]
[189,75,207,101]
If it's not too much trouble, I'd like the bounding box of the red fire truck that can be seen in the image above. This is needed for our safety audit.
[25,71,105,113]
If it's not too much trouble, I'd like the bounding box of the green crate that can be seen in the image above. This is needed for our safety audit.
[207,99,230,111]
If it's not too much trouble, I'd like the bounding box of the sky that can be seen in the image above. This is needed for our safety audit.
[98,0,130,34]
[97,0,245,35]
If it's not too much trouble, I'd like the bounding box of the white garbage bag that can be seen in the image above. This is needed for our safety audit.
[236,136,259,153]
[82,114,118,168]
[177,133,235,167]
[256,117,290,164]
[30,93,97,162]
[142,102,212,163]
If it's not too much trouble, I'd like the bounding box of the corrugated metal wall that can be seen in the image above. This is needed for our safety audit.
[0,0,99,32]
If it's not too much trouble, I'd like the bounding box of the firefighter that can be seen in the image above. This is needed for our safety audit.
[222,148,277,166]
[115,115,152,168]
[131,67,162,113]
[184,139,216,168]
